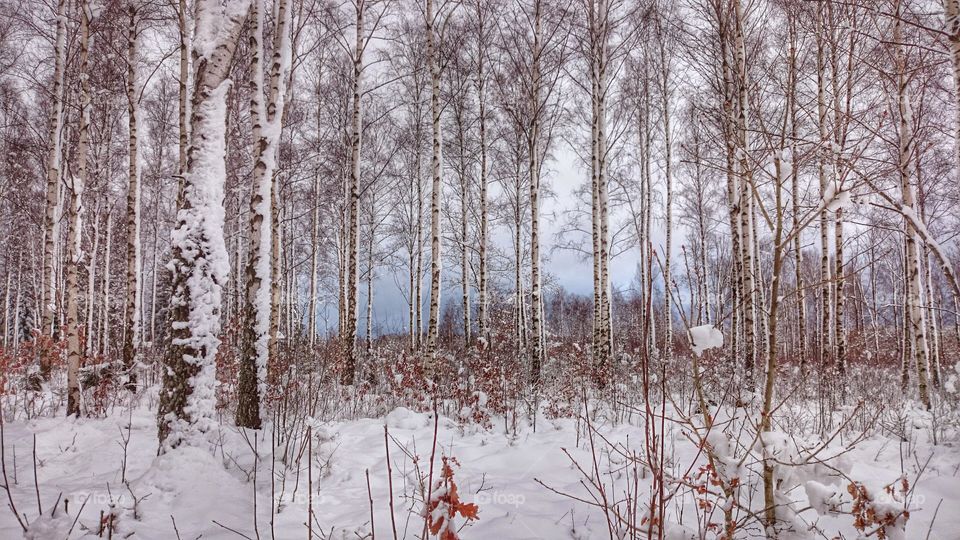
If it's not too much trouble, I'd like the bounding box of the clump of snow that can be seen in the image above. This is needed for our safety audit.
[386,406,429,429]
[945,362,959,393]
[804,480,843,514]
[688,324,723,357]
[818,178,854,214]
[193,0,252,61]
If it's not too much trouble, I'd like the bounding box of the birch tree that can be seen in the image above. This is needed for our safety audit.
[158,0,250,450]
[467,0,495,343]
[237,0,291,429]
[122,0,143,391]
[424,0,445,365]
[892,2,932,409]
[40,0,68,377]
[65,0,92,417]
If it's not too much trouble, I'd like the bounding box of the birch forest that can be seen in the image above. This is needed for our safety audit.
[0,0,959,538]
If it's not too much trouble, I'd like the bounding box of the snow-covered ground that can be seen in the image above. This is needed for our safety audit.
[0,399,958,539]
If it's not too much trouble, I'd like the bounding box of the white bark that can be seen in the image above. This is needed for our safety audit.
[41,0,68,356]
[123,2,143,389]
[894,10,931,409]
[343,0,364,384]
[66,1,91,417]
[425,0,443,365]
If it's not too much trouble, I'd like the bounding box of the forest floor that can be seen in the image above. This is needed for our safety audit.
[0,393,958,539]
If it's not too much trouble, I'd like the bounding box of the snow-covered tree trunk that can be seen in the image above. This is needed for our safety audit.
[40,0,68,365]
[66,0,91,417]
[123,2,142,392]
[158,0,250,450]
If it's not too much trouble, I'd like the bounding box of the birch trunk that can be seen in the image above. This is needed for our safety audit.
[415,170,424,349]
[85,206,100,357]
[2,266,9,348]
[658,25,673,366]
[176,0,191,201]
[943,0,960,171]
[894,11,931,409]
[41,0,68,366]
[308,171,320,347]
[11,262,21,350]
[717,1,742,372]
[158,0,250,450]
[515,159,524,351]
[733,0,755,388]
[366,212,375,354]
[238,0,269,428]
[788,14,806,369]
[761,152,789,530]
[476,3,489,342]
[425,0,443,365]
[458,115,471,348]
[529,0,544,381]
[590,0,612,378]
[66,1,91,417]
[815,9,833,374]
[100,216,112,356]
[924,251,942,388]
[343,0,364,385]
[123,4,142,391]
[829,0,848,394]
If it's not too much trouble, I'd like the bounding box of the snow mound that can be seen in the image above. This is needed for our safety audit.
[804,480,843,514]
[128,446,250,536]
[688,324,723,357]
[386,406,430,429]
